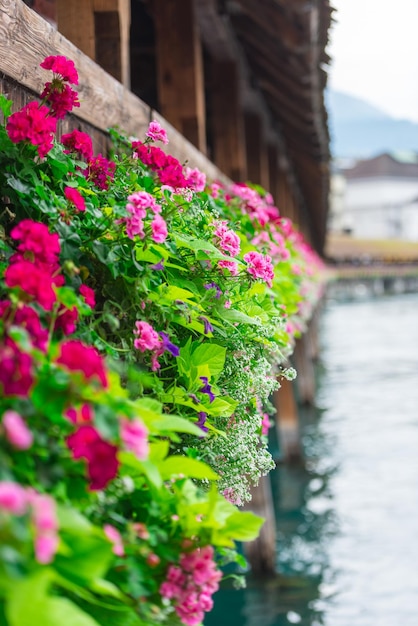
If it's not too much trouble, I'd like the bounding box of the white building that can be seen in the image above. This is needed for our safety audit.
[329,152,418,240]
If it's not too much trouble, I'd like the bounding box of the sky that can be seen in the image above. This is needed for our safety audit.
[327,0,418,122]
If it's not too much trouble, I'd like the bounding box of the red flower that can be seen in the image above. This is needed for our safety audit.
[6,101,57,158]
[61,130,93,161]
[66,425,119,490]
[5,261,57,311]
[11,220,60,265]
[79,285,96,308]
[85,154,116,191]
[64,186,86,212]
[0,301,48,352]
[40,55,79,85]
[41,82,80,119]
[57,340,108,388]
[54,306,79,335]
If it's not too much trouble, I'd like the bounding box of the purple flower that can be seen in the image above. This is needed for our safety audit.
[188,393,199,404]
[150,260,164,270]
[159,332,180,357]
[196,412,208,434]
[199,316,213,335]
[204,282,222,298]
[199,377,215,403]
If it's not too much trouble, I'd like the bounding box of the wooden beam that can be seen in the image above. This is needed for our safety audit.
[56,0,131,88]
[210,60,247,181]
[243,475,276,576]
[274,378,302,463]
[153,0,206,153]
[244,113,269,189]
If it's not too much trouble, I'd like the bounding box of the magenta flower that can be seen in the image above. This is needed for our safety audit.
[185,167,206,192]
[57,340,108,388]
[65,186,86,212]
[6,101,57,158]
[217,259,239,276]
[133,321,161,352]
[151,214,168,243]
[66,425,119,490]
[79,284,96,308]
[243,251,275,287]
[2,410,33,450]
[0,339,34,397]
[61,129,93,160]
[146,120,169,144]
[40,55,79,84]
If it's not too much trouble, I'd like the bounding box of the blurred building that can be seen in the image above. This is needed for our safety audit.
[329,152,418,241]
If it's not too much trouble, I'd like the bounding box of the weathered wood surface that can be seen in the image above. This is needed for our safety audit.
[0,0,229,182]
[274,378,303,463]
[243,474,277,576]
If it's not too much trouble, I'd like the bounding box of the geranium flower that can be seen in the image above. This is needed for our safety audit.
[145,120,169,144]
[65,186,86,212]
[57,340,108,388]
[2,410,33,450]
[66,425,119,490]
[6,101,57,158]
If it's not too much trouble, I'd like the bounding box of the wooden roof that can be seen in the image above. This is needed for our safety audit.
[195,0,332,252]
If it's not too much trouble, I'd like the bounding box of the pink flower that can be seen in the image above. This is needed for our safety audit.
[57,340,108,388]
[127,191,160,214]
[104,524,125,556]
[2,410,33,449]
[213,221,240,257]
[217,259,239,276]
[121,418,149,460]
[0,481,28,515]
[6,101,57,158]
[79,284,96,308]
[40,55,79,84]
[185,167,206,192]
[243,251,275,287]
[261,413,270,436]
[66,425,119,490]
[61,129,93,160]
[65,186,86,212]
[146,120,169,144]
[34,533,59,564]
[133,321,161,352]
[224,300,231,309]
[151,214,168,243]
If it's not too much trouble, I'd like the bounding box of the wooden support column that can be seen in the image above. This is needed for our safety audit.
[244,112,269,188]
[274,378,302,462]
[294,334,316,406]
[243,475,276,576]
[154,0,206,153]
[56,0,131,88]
[210,61,246,181]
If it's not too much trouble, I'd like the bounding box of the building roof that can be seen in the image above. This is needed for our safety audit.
[345,152,418,179]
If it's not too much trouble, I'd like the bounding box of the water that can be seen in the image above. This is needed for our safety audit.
[206,292,418,626]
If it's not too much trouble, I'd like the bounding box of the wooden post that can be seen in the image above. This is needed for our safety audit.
[56,0,131,88]
[244,112,269,188]
[243,474,276,576]
[293,334,316,406]
[153,0,206,153]
[210,60,247,181]
[274,378,302,462]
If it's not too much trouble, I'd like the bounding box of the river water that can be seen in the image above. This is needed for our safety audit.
[206,292,418,626]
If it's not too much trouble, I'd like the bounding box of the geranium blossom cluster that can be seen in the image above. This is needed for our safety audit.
[124,190,167,242]
[40,54,80,119]
[160,545,222,625]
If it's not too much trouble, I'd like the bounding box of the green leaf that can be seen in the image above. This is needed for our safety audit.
[221,308,262,325]
[150,415,204,437]
[6,570,100,626]
[190,343,226,378]
[218,511,265,542]
[159,456,219,481]
[0,94,12,119]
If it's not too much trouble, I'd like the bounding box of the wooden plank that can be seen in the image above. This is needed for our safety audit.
[274,378,302,462]
[244,112,269,189]
[243,474,277,575]
[210,60,247,181]
[153,0,206,153]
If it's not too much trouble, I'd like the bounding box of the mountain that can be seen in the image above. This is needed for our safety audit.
[326,90,418,159]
